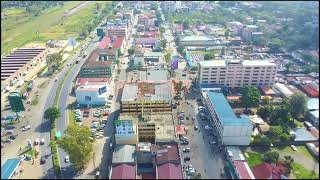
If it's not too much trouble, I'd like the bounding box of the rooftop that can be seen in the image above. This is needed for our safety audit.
[226,146,245,161]
[121,82,172,102]
[207,92,252,126]
[292,127,317,142]
[76,84,107,93]
[113,36,124,49]
[98,36,111,49]
[112,145,136,164]
[111,164,136,179]
[180,35,215,42]
[157,163,183,179]
[156,144,180,165]
[199,59,276,67]
[82,49,115,68]
[144,51,163,57]
[115,120,136,135]
[233,160,255,179]
[307,98,319,111]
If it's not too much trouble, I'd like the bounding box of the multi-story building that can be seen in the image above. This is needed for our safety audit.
[115,114,139,144]
[107,26,128,40]
[198,59,277,88]
[79,49,117,78]
[202,92,253,145]
[161,1,177,13]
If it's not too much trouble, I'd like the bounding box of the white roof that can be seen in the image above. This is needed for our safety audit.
[274,83,293,97]
[180,35,215,42]
[199,59,276,67]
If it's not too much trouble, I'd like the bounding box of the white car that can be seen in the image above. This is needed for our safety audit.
[22,125,31,131]
[65,156,70,163]
[290,145,297,151]
[34,138,39,145]
[40,138,45,145]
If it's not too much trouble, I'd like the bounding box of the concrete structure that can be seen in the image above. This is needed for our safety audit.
[273,83,293,98]
[79,49,117,78]
[112,144,136,165]
[121,82,172,114]
[202,92,253,145]
[178,35,218,47]
[115,114,139,145]
[198,59,277,88]
[75,84,108,105]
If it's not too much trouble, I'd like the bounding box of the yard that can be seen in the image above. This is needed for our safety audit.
[244,151,263,168]
[291,162,319,179]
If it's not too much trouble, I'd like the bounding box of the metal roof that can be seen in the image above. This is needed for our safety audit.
[207,92,251,125]
[112,145,136,164]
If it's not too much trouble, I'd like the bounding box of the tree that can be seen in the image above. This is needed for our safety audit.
[59,124,93,170]
[160,39,167,50]
[288,92,307,119]
[283,155,294,175]
[204,52,214,60]
[159,26,165,35]
[191,172,202,179]
[46,52,62,72]
[164,53,171,64]
[257,105,273,120]
[182,20,190,29]
[269,126,283,140]
[252,134,271,146]
[240,86,261,111]
[267,38,284,52]
[221,47,226,56]
[127,48,134,56]
[44,107,61,123]
[174,81,184,94]
[177,46,185,55]
[115,59,120,69]
[263,151,279,163]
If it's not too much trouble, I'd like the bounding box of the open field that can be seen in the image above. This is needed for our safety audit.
[1,1,108,56]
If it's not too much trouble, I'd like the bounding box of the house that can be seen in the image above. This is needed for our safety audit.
[110,164,136,179]
[156,144,180,165]
[252,162,287,179]
[157,163,183,179]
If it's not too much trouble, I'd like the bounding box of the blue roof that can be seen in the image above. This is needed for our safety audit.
[1,158,21,179]
[207,92,251,125]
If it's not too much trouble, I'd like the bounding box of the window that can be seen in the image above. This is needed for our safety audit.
[202,81,208,83]
[245,67,251,69]
[220,71,226,73]
[204,68,209,70]
[254,67,260,69]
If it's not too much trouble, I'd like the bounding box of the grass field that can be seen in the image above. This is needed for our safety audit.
[291,162,319,179]
[244,151,263,168]
[1,1,109,56]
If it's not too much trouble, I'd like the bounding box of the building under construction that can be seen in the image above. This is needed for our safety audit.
[120,82,172,114]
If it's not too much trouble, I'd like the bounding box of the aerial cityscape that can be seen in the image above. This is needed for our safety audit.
[1,1,319,179]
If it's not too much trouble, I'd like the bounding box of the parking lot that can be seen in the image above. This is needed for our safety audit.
[173,86,226,179]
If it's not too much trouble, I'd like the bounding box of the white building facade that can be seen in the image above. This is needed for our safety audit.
[75,84,108,105]
[198,59,277,88]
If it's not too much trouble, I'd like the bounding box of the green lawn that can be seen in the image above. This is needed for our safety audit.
[244,151,263,168]
[291,162,319,179]
[1,1,109,56]
[31,96,39,106]
[274,145,316,161]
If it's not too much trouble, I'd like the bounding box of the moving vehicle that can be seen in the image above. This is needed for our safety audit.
[22,125,31,131]
[180,136,188,141]
[194,126,199,131]
[182,147,191,152]
[65,156,70,163]
[184,157,191,161]
[180,140,189,145]
[290,145,297,151]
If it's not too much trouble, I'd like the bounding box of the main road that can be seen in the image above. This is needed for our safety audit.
[39,34,99,178]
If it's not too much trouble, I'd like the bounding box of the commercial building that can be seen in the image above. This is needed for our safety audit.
[115,114,139,145]
[79,49,117,78]
[198,59,277,88]
[120,82,172,114]
[178,35,218,47]
[75,84,108,106]
[112,144,136,165]
[202,92,253,145]
[107,26,128,40]
[241,25,263,43]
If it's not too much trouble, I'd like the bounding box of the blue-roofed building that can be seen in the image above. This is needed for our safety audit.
[1,158,22,179]
[202,92,253,145]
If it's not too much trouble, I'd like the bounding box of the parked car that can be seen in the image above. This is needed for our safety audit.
[209,141,216,145]
[181,140,189,145]
[194,126,199,131]
[34,138,39,145]
[40,157,46,164]
[182,147,191,152]
[22,125,31,131]
[291,145,297,151]
[180,136,188,141]
[40,138,45,145]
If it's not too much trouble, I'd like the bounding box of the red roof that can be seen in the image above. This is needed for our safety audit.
[175,125,186,135]
[141,173,156,179]
[98,36,111,49]
[233,160,254,179]
[111,164,136,179]
[309,127,319,139]
[157,163,183,179]
[302,85,319,98]
[156,144,180,165]
[113,37,124,49]
[76,78,110,86]
[252,162,286,179]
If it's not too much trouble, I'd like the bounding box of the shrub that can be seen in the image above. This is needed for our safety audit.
[263,151,279,163]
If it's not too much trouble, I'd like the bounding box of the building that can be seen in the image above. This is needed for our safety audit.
[178,35,218,47]
[202,92,253,145]
[156,163,183,179]
[112,144,136,165]
[226,21,244,35]
[98,36,112,49]
[241,25,262,43]
[143,52,163,66]
[156,143,180,165]
[308,110,319,128]
[75,84,108,106]
[136,142,157,174]
[134,38,160,48]
[273,83,293,98]
[79,49,117,78]
[137,24,146,32]
[107,26,128,40]
[137,31,160,38]
[115,114,139,145]
[120,82,172,114]
[161,1,177,13]
[1,158,22,179]
[113,36,125,54]
[252,162,287,179]
[110,164,136,179]
[198,59,277,88]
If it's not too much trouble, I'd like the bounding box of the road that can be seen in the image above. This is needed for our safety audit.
[56,37,99,179]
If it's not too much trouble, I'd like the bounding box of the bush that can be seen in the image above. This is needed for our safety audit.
[263,151,279,163]
[252,134,271,146]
